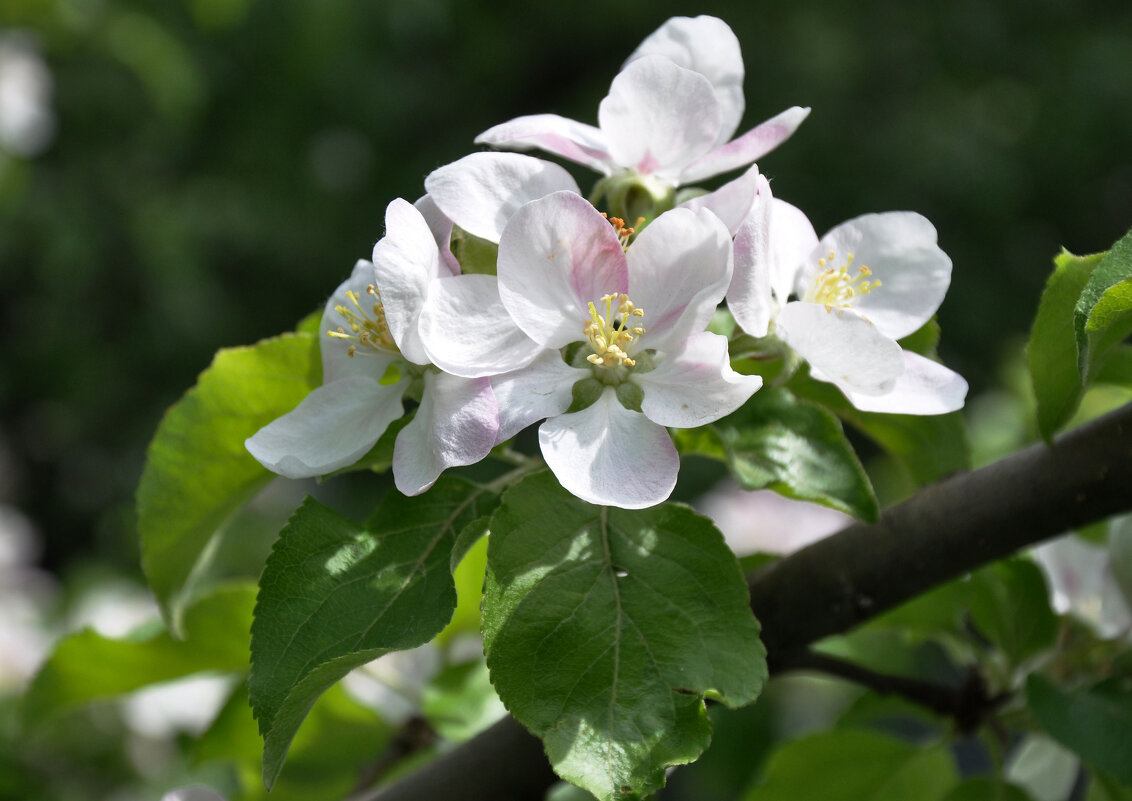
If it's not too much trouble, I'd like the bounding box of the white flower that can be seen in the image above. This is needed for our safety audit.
[420,191,762,509]
[246,199,498,495]
[475,16,808,192]
[730,174,968,415]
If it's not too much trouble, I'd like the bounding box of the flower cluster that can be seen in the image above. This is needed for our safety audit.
[246,15,967,509]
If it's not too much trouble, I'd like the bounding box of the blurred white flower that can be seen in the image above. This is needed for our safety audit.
[696,480,851,556]
[0,504,56,689]
[343,643,442,724]
[1033,526,1132,640]
[0,32,55,157]
[121,674,235,738]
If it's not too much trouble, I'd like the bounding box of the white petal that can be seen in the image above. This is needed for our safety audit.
[414,194,460,277]
[626,206,732,349]
[776,302,905,395]
[392,372,498,495]
[475,113,615,175]
[418,274,540,378]
[839,351,968,415]
[770,197,819,303]
[727,173,774,337]
[491,350,588,442]
[679,106,811,184]
[626,15,745,144]
[321,260,396,384]
[802,212,952,341]
[497,191,628,349]
[635,331,762,427]
[245,375,405,479]
[371,199,447,365]
[598,56,721,181]
[539,388,678,509]
[679,163,759,235]
[424,152,581,243]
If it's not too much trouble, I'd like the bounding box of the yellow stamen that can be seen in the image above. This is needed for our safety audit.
[583,292,646,369]
[802,251,882,311]
[327,284,398,356]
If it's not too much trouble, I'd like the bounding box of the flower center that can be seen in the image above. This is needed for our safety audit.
[583,292,645,369]
[601,213,645,250]
[802,251,882,310]
[327,284,398,357]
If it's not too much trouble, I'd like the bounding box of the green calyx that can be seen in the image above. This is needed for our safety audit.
[590,169,676,227]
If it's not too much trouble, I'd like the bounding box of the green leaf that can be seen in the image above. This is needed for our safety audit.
[483,472,766,801]
[248,478,495,788]
[708,387,879,521]
[1088,771,1132,801]
[193,682,392,801]
[789,374,970,485]
[138,332,320,633]
[1075,228,1132,382]
[740,729,958,801]
[1095,345,1132,388]
[968,559,1058,666]
[23,583,255,727]
[421,658,506,742]
[1028,249,1104,439]
[940,778,1037,801]
[899,318,942,357]
[1026,674,1132,784]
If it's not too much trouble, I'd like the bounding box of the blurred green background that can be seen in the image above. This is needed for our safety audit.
[2,2,1131,800]
[0,0,1130,604]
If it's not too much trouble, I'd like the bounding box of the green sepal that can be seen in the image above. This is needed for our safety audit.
[450,225,499,275]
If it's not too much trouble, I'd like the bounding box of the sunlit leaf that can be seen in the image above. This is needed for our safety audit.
[248,479,495,787]
[138,333,320,633]
[483,472,766,800]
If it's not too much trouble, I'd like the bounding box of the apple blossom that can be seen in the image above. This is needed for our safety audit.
[730,174,968,415]
[419,190,762,509]
[475,16,808,218]
[245,199,498,495]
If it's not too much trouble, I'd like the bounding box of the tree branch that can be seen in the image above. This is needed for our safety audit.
[784,651,1008,733]
[365,402,1132,801]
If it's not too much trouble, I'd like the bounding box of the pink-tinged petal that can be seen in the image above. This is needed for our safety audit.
[728,173,774,337]
[635,331,762,427]
[475,113,615,175]
[539,388,678,509]
[598,56,721,181]
[776,302,905,395]
[491,350,587,442]
[497,191,628,348]
[770,197,819,303]
[392,371,498,495]
[679,163,760,235]
[245,375,405,479]
[418,273,540,378]
[373,200,446,365]
[801,212,952,341]
[627,15,745,145]
[626,206,732,349]
[414,194,459,277]
[839,351,968,415]
[321,259,396,384]
[424,152,581,244]
[679,106,811,185]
